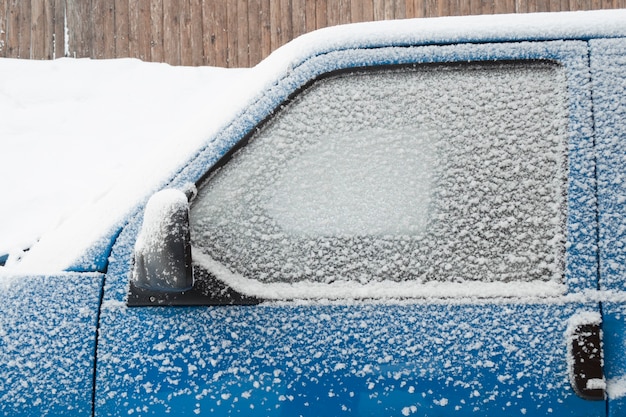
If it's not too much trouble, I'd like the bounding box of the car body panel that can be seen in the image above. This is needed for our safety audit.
[95,39,605,416]
[0,273,103,416]
[591,37,626,415]
[97,296,602,416]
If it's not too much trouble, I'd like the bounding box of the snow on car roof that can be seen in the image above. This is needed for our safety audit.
[2,9,626,274]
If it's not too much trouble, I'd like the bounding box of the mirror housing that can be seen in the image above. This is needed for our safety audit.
[131,189,193,293]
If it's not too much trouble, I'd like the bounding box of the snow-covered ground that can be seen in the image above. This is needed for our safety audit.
[0,57,249,263]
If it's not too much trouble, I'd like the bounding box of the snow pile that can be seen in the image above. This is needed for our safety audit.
[607,376,626,400]
[0,58,250,271]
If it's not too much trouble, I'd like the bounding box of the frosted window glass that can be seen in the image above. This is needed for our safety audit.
[191,62,568,285]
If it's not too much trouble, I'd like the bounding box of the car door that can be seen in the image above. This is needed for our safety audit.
[591,37,626,416]
[94,40,605,416]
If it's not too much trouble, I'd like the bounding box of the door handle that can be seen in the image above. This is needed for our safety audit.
[568,320,605,401]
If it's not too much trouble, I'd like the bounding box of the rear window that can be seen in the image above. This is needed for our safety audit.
[190,62,569,296]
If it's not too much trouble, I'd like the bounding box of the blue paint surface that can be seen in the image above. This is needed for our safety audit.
[94,39,608,416]
[0,273,103,416]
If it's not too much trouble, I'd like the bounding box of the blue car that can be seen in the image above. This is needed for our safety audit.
[2,10,626,417]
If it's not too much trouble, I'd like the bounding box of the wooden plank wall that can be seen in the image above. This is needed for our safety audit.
[1,0,625,67]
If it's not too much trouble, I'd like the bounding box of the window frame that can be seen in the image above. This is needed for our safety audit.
[134,40,598,305]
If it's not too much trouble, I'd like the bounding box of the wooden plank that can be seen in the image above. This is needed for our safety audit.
[373,0,384,20]
[131,0,152,61]
[163,0,181,65]
[460,0,471,16]
[236,0,249,67]
[135,0,151,61]
[5,0,19,57]
[0,0,6,57]
[248,0,261,65]
[394,0,406,17]
[339,0,351,23]
[226,0,237,66]
[413,0,426,17]
[469,0,483,14]
[189,0,203,65]
[425,0,438,16]
[260,0,272,62]
[570,0,591,9]
[405,0,415,17]
[327,0,340,25]
[180,0,193,65]
[362,0,375,20]
[31,0,46,59]
[351,0,363,22]
[105,2,115,58]
[437,0,449,16]
[536,0,550,11]
[385,0,395,18]
[18,0,31,58]
[279,0,291,45]
[148,0,162,61]
[350,0,366,23]
[90,0,105,58]
[43,0,55,59]
[129,0,139,57]
[53,0,66,58]
[200,0,214,65]
[305,0,317,31]
[269,0,280,50]
[481,0,495,14]
[495,0,515,12]
[115,0,130,58]
[316,0,328,28]
[213,0,228,67]
[433,0,449,16]
[292,0,307,37]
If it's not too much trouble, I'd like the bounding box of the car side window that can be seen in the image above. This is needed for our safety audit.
[189,61,569,297]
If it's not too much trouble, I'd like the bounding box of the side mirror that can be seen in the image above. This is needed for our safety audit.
[128,189,193,304]
[127,187,260,307]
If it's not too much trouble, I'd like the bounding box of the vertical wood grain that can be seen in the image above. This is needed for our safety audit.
[180,0,193,65]
[0,0,6,56]
[43,0,55,58]
[259,0,271,62]
[115,0,130,57]
[3,0,625,66]
[163,0,180,64]
[18,0,31,58]
[31,0,45,59]
[189,0,203,65]
[148,0,163,61]
[316,0,327,28]
[292,0,307,38]
[248,0,261,65]
[238,0,250,67]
